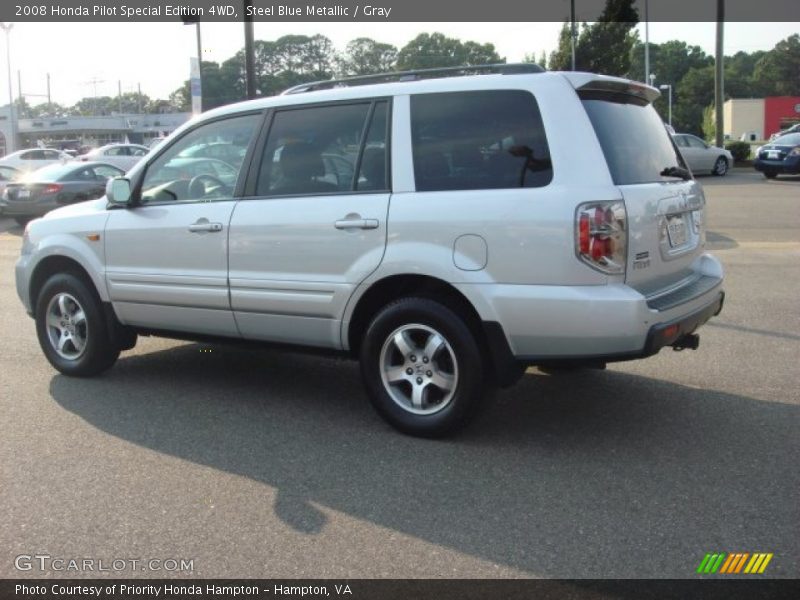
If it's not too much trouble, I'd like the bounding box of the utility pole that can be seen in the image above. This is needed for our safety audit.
[46,73,50,106]
[715,0,725,149]
[0,22,16,153]
[570,0,576,71]
[244,0,256,98]
[137,83,142,114]
[118,80,122,113]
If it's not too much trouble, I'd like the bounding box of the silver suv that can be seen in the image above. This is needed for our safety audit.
[15,65,724,437]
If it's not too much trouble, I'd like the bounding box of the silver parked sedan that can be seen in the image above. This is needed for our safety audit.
[672,134,733,176]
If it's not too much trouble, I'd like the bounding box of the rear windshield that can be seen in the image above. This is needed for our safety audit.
[580,91,685,185]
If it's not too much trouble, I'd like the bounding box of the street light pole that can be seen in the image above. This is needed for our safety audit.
[644,0,650,84]
[660,84,672,127]
[0,22,17,154]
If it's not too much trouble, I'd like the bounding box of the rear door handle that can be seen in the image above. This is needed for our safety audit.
[188,220,223,233]
[334,218,379,230]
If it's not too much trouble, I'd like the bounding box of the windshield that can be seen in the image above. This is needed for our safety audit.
[773,133,800,146]
[580,91,686,185]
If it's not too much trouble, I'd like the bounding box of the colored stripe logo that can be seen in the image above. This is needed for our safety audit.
[697,552,773,574]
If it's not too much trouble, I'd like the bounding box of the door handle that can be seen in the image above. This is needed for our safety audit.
[188,221,223,233]
[334,218,379,230]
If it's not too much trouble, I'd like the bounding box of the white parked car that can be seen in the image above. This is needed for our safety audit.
[0,148,73,172]
[79,144,149,172]
[672,134,733,176]
[15,65,725,437]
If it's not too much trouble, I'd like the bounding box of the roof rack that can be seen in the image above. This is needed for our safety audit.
[281,63,545,95]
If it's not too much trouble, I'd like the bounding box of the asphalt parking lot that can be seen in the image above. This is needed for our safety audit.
[0,170,798,579]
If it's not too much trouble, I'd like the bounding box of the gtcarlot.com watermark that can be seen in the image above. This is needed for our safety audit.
[14,554,194,573]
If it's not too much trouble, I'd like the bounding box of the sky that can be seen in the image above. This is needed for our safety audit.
[1,21,797,108]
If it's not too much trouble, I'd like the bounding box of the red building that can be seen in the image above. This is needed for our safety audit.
[764,96,800,137]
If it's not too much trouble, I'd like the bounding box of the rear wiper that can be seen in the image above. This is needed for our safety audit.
[660,166,693,180]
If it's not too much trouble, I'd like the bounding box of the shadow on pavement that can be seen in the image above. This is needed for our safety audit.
[48,343,799,578]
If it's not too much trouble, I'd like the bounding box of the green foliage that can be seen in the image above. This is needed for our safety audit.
[702,104,716,141]
[548,0,639,76]
[753,34,800,96]
[338,38,398,76]
[396,32,503,70]
[725,141,751,162]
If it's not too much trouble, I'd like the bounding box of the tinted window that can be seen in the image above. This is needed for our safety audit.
[93,165,123,179]
[673,135,688,148]
[256,102,372,196]
[141,114,259,204]
[28,163,76,180]
[580,92,685,185]
[410,90,552,192]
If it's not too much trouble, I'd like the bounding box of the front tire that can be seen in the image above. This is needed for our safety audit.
[360,297,486,438]
[14,216,31,227]
[35,273,120,377]
[713,156,729,176]
[764,170,778,179]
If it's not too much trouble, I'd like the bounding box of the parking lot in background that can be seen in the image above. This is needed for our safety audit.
[0,169,797,578]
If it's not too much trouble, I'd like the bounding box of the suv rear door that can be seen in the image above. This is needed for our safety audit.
[573,77,713,298]
[228,99,390,349]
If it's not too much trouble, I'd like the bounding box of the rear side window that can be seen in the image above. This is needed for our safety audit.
[580,92,685,185]
[411,90,552,192]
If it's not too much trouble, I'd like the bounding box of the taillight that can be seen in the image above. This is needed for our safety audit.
[43,184,63,195]
[575,201,626,274]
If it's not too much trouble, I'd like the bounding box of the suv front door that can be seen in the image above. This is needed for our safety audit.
[104,113,262,336]
[228,100,391,349]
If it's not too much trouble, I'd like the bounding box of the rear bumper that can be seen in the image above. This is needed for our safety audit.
[459,253,725,364]
[753,157,800,174]
[641,290,724,356]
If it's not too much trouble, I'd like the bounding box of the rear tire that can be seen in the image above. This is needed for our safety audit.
[360,297,486,438]
[14,217,31,227]
[35,273,120,377]
[713,156,728,176]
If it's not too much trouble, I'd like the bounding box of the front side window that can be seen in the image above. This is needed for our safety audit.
[140,114,260,204]
[410,90,552,192]
[256,102,382,196]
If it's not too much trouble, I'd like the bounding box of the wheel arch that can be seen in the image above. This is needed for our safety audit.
[345,274,523,387]
[29,255,102,313]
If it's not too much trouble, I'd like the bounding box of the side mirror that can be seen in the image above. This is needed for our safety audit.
[106,177,132,205]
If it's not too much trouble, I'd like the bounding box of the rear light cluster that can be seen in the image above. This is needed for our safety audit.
[575,201,627,274]
[43,184,63,195]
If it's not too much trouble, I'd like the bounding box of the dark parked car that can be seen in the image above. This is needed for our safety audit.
[0,165,21,199]
[0,162,123,225]
[753,133,800,179]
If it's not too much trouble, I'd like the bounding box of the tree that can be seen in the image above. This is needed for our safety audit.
[548,22,575,71]
[338,38,398,76]
[575,0,639,76]
[673,65,715,135]
[753,34,800,96]
[396,32,503,70]
[548,1,638,76]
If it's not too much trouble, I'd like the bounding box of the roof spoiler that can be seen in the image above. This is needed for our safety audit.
[562,72,661,104]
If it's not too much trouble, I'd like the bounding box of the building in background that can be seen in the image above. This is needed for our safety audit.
[0,107,191,156]
[724,97,800,141]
